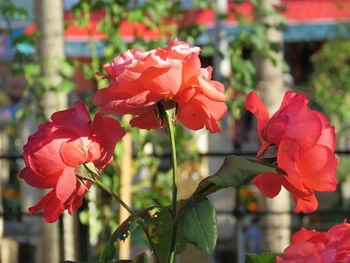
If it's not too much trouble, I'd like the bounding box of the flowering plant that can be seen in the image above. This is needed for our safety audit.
[93,39,227,132]
[20,102,125,223]
[20,40,343,263]
[245,91,338,213]
[276,222,350,263]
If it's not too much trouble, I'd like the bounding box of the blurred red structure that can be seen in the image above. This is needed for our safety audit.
[24,0,350,42]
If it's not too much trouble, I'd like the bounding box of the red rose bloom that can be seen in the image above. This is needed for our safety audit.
[93,38,227,133]
[19,102,125,222]
[245,91,338,213]
[277,222,350,262]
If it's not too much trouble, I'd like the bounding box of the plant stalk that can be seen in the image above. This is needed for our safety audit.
[93,177,162,263]
[94,177,134,214]
[163,108,178,263]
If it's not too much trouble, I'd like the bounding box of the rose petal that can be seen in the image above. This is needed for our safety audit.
[317,125,336,151]
[95,90,160,115]
[60,139,88,167]
[181,53,201,88]
[277,139,304,191]
[91,113,126,168]
[197,77,226,102]
[284,242,318,259]
[291,228,323,243]
[29,190,55,215]
[50,101,92,136]
[29,190,64,223]
[28,136,67,176]
[130,110,166,130]
[68,181,91,214]
[139,61,182,95]
[245,92,270,143]
[292,191,318,214]
[314,113,337,153]
[177,94,227,133]
[42,193,65,223]
[55,167,77,203]
[23,122,53,159]
[270,91,323,149]
[253,172,283,198]
[265,115,288,144]
[19,167,58,188]
[297,144,338,192]
[175,86,197,104]
[165,38,201,59]
[105,49,148,78]
[320,247,338,262]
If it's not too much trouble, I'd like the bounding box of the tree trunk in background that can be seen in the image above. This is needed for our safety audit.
[254,0,291,253]
[214,0,231,81]
[34,0,71,262]
[35,0,67,114]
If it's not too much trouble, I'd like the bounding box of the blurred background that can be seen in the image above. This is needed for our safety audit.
[1,0,350,262]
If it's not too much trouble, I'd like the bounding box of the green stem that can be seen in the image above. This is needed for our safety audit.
[94,177,133,214]
[163,109,178,263]
[93,177,162,263]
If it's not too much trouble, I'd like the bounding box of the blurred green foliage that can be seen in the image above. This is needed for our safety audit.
[0,0,27,27]
[336,155,350,182]
[311,38,350,136]
[309,32,350,182]
[224,0,286,119]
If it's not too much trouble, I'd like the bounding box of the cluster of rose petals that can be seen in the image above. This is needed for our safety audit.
[19,102,125,222]
[245,91,338,213]
[93,38,227,133]
[277,221,350,262]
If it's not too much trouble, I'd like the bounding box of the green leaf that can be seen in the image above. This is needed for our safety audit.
[100,215,138,263]
[201,45,215,56]
[75,162,99,181]
[78,209,89,225]
[60,60,75,78]
[245,253,283,263]
[194,155,276,196]
[142,207,187,261]
[92,0,105,10]
[56,80,74,92]
[175,228,187,255]
[23,63,40,77]
[145,208,172,263]
[128,9,143,22]
[75,17,88,28]
[178,197,217,253]
[84,162,100,177]
[133,253,148,263]
[90,219,103,238]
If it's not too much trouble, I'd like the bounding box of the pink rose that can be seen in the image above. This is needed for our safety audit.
[277,222,350,262]
[93,38,227,133]
[19,102,125,222]
[245,91,338,213]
